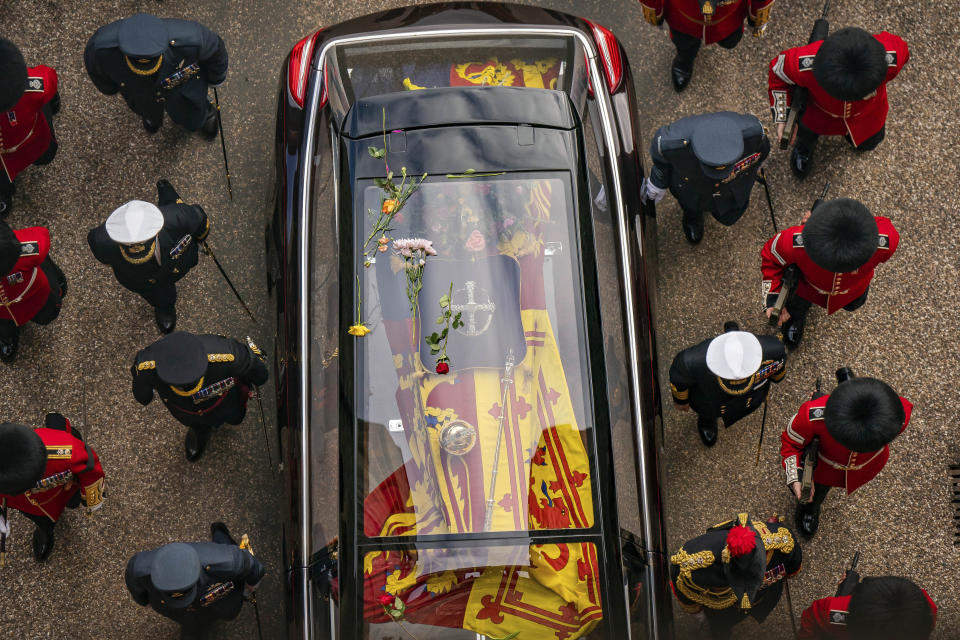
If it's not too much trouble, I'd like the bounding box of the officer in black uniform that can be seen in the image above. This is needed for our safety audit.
[88,180,209,334]
[670,513,802,640]
[642,111,770,244]
[669,321,786,447]
[131,331,269,461]
[84,13,228,137]
[125,522,264,640]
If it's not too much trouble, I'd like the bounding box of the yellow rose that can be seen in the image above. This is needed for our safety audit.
[348,323,371,337]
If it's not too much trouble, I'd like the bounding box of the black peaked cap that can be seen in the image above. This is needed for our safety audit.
[813,27,888,102]
[0,38,27,112]
[825,377,905,452]
[154,332,208,386]
[0,423,47,494]
[802,198,878,272]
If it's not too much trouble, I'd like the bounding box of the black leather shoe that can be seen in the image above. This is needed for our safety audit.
[790,145,813,179]
[185,427,210,462]
[783,317,805,350]
[682,216,704,244]
[670,55,694,92]
[723,321,740,333]
[697,416,718,447]
[0,327,19,364]
[0,191,11,218]
[32,527,54,561]
[142,116,161,134]
[211,521,238,546]
[795,501,821,538]
[155,306,176,334]
[200,103,218,140]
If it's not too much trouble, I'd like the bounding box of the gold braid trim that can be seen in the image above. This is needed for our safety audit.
[752,5,771,26]
[717,374,756,396]
[670,383,689,401]
[737,513,749,526]
[125,55,163,76]
[119,241,157,264]
[170,377,204,396]
[208,353,235,363]
[674,572,737,610]
[758,522,795,554]
[84,477,104,510]
[137,360,156,371]
[671,548,715,576]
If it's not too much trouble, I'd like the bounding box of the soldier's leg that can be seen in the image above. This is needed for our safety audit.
[790,123,820,180]
[156,178,182,206]
[668,28,700,92]
[782,295,812,350]
[680,204,705,245]
[210,521,238,546]
[796,482,831,538]
[33,102,59,166]
[711,198,750,226]
[0,319,19,363]
[141,282,178,335]
[703,606,740,640]
[842,287,870,312]
[21,512,56,562]
[30,258,67,326]
[715,26,745,50]
[0,171,14,217]
[696,411,718,447]
[185,424,213,463]
[849,126,885,152]
[165,94,217,139]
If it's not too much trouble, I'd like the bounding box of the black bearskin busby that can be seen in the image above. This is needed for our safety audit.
[813,27,888,102]
[825,377,904,452]
[0,38,28,112]
[802,198,879,272]
[0,422,47,495]
[848,576,935,640]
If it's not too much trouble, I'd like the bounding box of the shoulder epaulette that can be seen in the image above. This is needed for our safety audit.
[657,136,688,155]
[808,406,825,421]
[755,521,795,554]
[137,360,156,371]
[25,77,45,93]
[208,353,235,363]
[829,609,849,625]
[670,547,716,574]
[45,444,73,459]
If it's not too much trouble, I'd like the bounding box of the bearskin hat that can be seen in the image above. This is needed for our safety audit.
[813,27,888,102]
[0,423,47,495]
[825,377,905,452]
[802,198,878,272]
[848,576,934,640]
[0,39,27,112]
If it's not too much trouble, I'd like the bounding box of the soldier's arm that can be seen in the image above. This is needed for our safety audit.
[668,351,694,408]
[83,37,120,95]
[780,409,811,485]
[668,561,703,614]
[760,230,792,309]
[768,49,798,126]
[197,25,229,86]
[647,132,673,190]
[748,0,775,31]
[876,32,910,82]
[235,339,269,387]
[131,358,156,406]
[191,204,210,242]
[86,225,113,264]
[72,437,106,514]
[638,0,664,26]
[782,526,802,576]
[798,597,831,639]
[237,547,266,586]
[124,556,151,606]
[34,65,58,105]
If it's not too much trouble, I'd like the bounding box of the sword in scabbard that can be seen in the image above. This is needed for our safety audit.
[755,398,768,466]
[202,240,256,322]
[246,337,274,474]
[212,87,233,200]
[483,350,516,532]
[239,534,264,640]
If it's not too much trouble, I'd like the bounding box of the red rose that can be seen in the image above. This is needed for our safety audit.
[378,594,394,606]
[436,362,450,374]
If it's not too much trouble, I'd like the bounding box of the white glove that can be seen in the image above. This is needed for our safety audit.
[0,512,9,539]
[640,177,667,204]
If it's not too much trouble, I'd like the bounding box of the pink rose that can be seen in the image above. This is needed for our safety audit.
[465,229,486,252]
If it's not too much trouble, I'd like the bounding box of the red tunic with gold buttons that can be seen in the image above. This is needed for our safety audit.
[798,591,936,638]
[767,32,909,146]
[0,226,52,326]
[780,394,911,494]
[639,0,775,44]
[1,420,105,523]
[0,65,57,182]
[760,217,898,314]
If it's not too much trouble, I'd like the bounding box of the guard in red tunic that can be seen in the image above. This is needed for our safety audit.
[799,576,936,639]
[761,198,897,349]
[640,0,775,92]
[780,373,910,538]
[768,27,909,178]
[0,220,67,362]
[0,38,60,216]
[0,415,105,562]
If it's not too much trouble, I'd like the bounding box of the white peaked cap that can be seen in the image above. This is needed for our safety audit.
[706,331,763,380]
[105,200,164,244]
